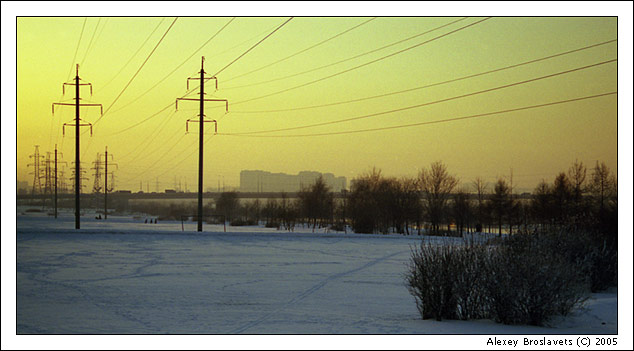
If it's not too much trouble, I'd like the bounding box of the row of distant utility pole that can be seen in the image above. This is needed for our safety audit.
[28,145,66,196]
[52,57,224,231]
[27,144,67,218]
[28,144,116,219]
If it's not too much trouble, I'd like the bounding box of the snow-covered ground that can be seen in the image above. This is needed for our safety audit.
[10,208,627,347]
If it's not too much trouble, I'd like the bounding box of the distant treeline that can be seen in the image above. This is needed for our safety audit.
[127,160,617,241]
[215,161,615,236]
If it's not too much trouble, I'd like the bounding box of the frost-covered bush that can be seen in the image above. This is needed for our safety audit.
[484,232,589,325]
[546,226,617,292]
[406,241,490,321]
[406,230,592,326]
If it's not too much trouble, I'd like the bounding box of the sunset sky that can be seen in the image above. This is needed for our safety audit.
[9,6,629,194]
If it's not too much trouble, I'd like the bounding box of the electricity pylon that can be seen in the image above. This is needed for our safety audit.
[92,153,103,194]
[176,56,228,232]
[59,168,68,194]
[101,147,117,219]
[43,152,54,196]
[53,145,67,218]
[69,162,88,194]
[53,64,103,229]
[28,145,44,195]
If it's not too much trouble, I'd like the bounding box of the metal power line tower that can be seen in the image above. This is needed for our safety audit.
[176,56,228,232]
[53,64,103,229]
[59,168,68,194]
[43,152,55,196]
[53,145,67,218]
[92,153,103,194]
[69,162,88,194]
[101,147,117,219]
[28,145,44,195]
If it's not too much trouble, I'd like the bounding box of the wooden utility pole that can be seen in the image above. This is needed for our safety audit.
[105,148,109,219]
[55,146,58,218]
[176,56,228,232]
[53,64,102,229]
[74,66,80,228]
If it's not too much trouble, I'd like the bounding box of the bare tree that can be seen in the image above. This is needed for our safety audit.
[278,192,298,231]
[399,177,422,235]
[568,159,587,215]
[418,161,459,235]
[551,172,572,225]
[589,161,616,213]
[262,198,279,227]
[298,175,333,232]
[489,178,511,236]
[348,168,382,234]
[531,179,552,230]
[216,191,239,222]
[472,177,488,232]
[452,187,472,236]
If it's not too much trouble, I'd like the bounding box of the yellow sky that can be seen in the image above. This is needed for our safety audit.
[15,15,619,193]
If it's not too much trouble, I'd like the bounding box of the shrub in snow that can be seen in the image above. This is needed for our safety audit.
[406,230,592,326]
[406,240,490,321]
[532,226,616,293]
[484,232,589,325]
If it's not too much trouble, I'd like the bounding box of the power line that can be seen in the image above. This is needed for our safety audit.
[79,17,102,67]
[211,17,293,78]
[101,18,289,137]
[77,17,480,158]
[223,17,468,90]
[101,103,173,137]
[230,39,617,114]
[123,133,201,183]
[106,17,235,115]
[229,17,491,107]
[99,17,178,119]
[229,58,616,135]
[99,18,166,91]
[155,133,217,180]
[219,92,616,138]
[120,119,219,187]
[116,109,179,162]
[173,20,288,100]
[83,18,178,157]
[96,36,616,139]
[223,17,378,84]
[52,18,88,150]
[66,18,87,82]
[122,128,187,164]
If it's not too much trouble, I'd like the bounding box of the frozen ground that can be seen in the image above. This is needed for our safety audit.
[15,210,618,335]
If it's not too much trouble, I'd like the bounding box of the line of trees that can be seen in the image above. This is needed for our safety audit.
[347,160,616,238]
[213,177,337,232]
[210,160,617,239]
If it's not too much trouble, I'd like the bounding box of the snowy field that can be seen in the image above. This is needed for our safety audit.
[13,209,620,339]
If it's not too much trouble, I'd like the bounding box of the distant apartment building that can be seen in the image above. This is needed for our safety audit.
[240,170,347,193]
